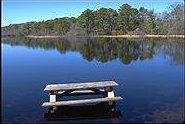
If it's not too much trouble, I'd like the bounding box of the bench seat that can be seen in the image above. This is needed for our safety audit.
[42,97,123,107]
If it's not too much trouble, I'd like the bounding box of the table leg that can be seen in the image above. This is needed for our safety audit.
[104,87,115,105]
[49,91,58,113]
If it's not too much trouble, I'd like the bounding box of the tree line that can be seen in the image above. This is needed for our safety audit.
[2,3,184,36]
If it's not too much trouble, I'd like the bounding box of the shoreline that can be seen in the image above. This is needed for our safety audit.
[26,35,185,38]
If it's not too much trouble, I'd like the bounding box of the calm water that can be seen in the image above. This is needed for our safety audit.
[2,37,184,123]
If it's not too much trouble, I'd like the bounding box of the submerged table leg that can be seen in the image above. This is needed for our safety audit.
[49,91,58,113]
[105,87,115,98]
[105,87,115,105]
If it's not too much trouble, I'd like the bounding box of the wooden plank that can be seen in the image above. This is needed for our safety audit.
[57,89,105,97]
[57,90,103,97]
[58,90,95,94]
[42,97,123,107]
[58,89,105,94]
[44,81,118,91]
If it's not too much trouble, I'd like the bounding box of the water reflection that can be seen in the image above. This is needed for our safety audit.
[2,36,184,123]
[2,37,184,65]
[44,102,122,121]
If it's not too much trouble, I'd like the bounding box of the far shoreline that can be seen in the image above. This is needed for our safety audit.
[26,35,185,38]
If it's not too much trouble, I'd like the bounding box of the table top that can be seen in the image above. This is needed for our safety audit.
[44,81,119,91]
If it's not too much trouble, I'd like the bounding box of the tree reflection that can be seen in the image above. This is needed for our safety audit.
[2,37,184,65]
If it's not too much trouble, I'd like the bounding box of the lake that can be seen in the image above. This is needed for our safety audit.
[2,37,184,123]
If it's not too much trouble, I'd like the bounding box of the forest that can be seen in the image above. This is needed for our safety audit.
[2,3,184,36]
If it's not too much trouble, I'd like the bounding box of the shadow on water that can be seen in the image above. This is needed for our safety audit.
[44,102,122,121]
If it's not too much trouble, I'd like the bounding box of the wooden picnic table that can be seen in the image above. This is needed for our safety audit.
[42,81,122,112]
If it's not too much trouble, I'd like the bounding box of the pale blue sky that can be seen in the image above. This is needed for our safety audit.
[2,0,184,27]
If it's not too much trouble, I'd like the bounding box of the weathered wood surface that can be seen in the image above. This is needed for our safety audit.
[58,89,104,94]
[56,89,105,97]
[42,97,123,107]
[44,81,118,91]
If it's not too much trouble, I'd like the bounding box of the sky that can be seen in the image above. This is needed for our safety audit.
[2,0,184,27]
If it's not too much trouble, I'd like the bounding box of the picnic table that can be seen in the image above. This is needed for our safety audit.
[42,81,122,112]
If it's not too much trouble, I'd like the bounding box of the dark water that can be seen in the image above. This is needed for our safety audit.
[2,37,184,123]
